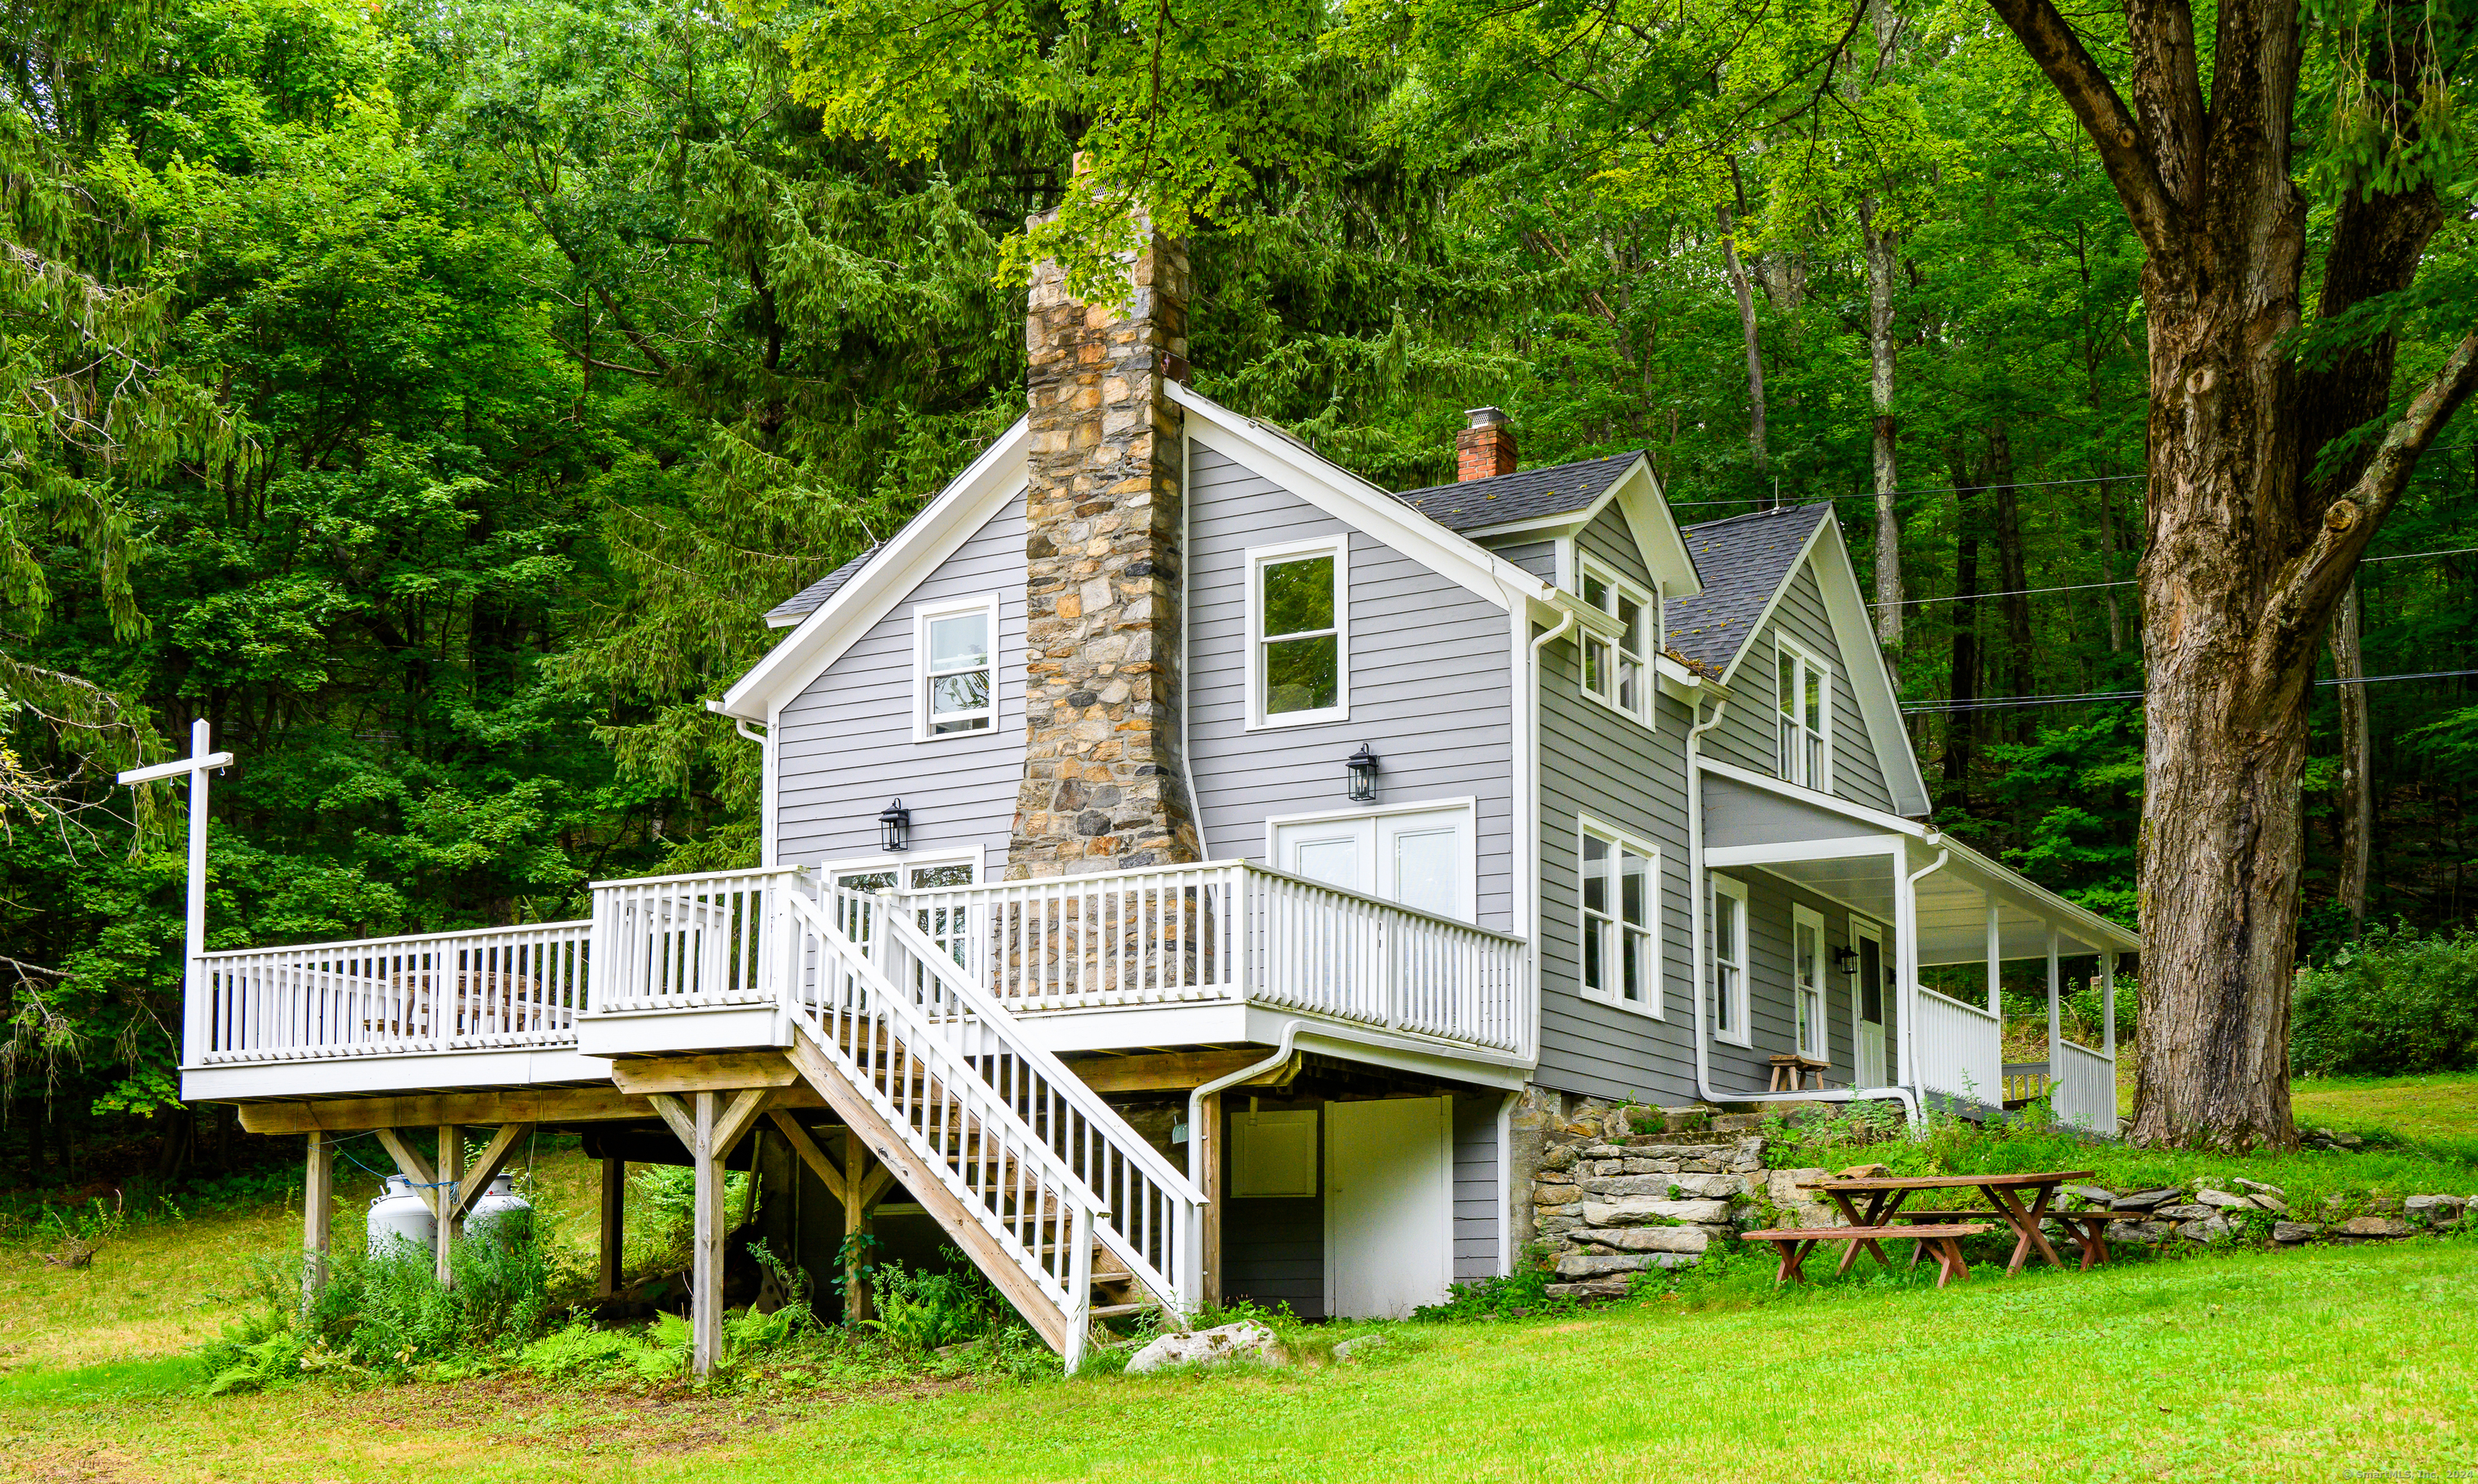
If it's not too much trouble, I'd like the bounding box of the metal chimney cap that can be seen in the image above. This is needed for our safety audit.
[1463,406,1508,428]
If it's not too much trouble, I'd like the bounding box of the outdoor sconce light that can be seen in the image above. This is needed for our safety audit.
[878,798,912,853]
[1832,945,1860,974]
[1345,743,1380,803]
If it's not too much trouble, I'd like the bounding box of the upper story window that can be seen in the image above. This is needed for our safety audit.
[1580,819,1659,1016]
[1775,637,1831,790]
[1247,537,1348,727]
[1579,560,1657,727]
[1711,873,1749,1046]
[916,595,997,740]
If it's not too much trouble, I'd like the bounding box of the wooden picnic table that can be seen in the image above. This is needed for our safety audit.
[1796,1170,2097,1278]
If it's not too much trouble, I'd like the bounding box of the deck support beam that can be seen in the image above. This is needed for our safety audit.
[302,1132,334,1307]
[648,1088,770,1376]
[434,1124,465,1285]
[1195,1090,1223,1311]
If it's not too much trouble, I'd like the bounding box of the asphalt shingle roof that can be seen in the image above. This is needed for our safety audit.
[764,544,879,627]
[1661,502,1834,674]
[1391,452,1645,531]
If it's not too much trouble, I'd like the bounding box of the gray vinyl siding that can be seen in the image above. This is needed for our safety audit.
[1703,866,1895,1098]
[1187,444,1517,932]
[774,490,1026,867]
[1701,773,1891,851]
[1452,1094,1500,1281]
[1532,502,1701,1105]
[1702,558,1896,815]
[1486,537,1558,585]
[1575,505,1657,595]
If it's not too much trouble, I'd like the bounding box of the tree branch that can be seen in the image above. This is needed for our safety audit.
[2260,323,2478,663]
[1980,0,2182,257]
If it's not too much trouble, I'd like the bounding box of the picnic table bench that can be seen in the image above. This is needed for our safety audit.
[1742,1223,1994,1289]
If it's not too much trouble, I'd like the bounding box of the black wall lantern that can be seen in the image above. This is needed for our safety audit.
[1832,945,1861,974]
[1344,743,1380,803]
[878,798,912,853]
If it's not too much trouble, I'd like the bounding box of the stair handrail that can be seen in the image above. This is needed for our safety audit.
[774,889,1123,1328]
[867,898,1207,1314]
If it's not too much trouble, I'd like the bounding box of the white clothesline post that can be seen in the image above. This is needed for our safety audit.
[118,719,235,1065]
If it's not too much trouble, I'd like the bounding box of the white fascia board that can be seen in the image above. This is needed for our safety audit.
[1170,382,1545,611]
[1807,519,1932,817]
[1607,461,1704,597]
[1696,755,2141,952]
[715,418,1032,722]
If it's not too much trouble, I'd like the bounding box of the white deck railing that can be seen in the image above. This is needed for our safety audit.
[903,860,1533,1057]
[1912,986,2002,1105]
[588,867,796,1012]
[2050,1038,2116,1132]
[193,920,590,1065]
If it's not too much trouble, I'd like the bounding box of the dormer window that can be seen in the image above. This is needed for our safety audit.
[1775,638,1830,790]
[1579,559,1656,727]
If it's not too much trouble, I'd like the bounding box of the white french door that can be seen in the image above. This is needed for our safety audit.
[1272,803,1475,922]
[1850,916,1890,1086]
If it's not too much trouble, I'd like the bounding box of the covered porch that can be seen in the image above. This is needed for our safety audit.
[1701,764,2139,1132]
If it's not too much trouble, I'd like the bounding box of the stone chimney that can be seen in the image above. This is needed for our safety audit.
[1007,205,1204,877]
[1456,406,1516,482]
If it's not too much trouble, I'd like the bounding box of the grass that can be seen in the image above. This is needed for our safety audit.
[2293,1070,2478,1155]
[3,1078,2474,1482]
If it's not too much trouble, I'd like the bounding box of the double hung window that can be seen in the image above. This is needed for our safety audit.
[1579,561,1657,725]
[1580,821,1659,1015]
[1792,904,1828,1061]
[1248,538,1347,726]
[916,596,996,739]
[1775,640,1831,790]
[1711,874,1749,1044]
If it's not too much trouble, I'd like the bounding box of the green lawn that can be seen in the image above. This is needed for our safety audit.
[2293,1071,2478,1155]
[4,1079,2475,1483]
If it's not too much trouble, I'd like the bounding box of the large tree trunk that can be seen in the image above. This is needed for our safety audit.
[1862,196,1903,650]
[1717,176,1769,496]
[1985,0,2478,1149]
[2330,582,2372,929]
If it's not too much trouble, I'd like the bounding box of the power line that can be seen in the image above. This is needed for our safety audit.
[1871,545,2478,609]
[1900,669,2478,715]
[1670,473,2144,511]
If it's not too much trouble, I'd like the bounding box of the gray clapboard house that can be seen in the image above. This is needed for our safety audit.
[178,227,2135,1374]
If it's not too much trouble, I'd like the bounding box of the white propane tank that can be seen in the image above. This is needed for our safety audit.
[367,1174,436,1257]
[466,1174,532,1246]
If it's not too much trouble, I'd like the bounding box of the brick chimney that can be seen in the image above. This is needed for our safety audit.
[1456,406,1516,482]
[1007,203,1204,877]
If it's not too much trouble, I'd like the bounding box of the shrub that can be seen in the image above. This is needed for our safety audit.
[2290,925,2478,1076]
[866,1252,1007,1351]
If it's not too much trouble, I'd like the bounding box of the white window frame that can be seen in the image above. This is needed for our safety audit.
[912,593,1000,742]
[1577,557,1658,729]
[1577,815,1662,1018]
[1792,902,1829,1063]
[1245,536,1350,730]
[819,846,985,894]
[1711,873,1750,1047]
[1774,636,1833,791]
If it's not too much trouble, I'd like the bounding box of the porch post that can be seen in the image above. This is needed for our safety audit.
[1195,1089,1223,1311]
[434,1123,465,1286]
[692,1091,724,1375]
[2045,927,2062,1075]
[2100,953,2117,1060]
[1892,847,1919,1096]
[597,1154,627,1298]
[1984,899,2001,1015]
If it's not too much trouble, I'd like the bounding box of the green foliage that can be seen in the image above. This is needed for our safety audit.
[865,1252,1011,1352]
[2292,926,2478,1077]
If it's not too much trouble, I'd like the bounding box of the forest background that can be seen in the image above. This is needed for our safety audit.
[2,0,2472,1178]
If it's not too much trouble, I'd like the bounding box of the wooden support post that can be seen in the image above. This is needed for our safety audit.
[2045,926,2062,1078]
[842,1130,874,1326]
[434,1123,465,1286]
[598,1155,627,1299]
[302,1132,334,1307]
[2101,953,2117,1061]
[647,1088,770,1377]
[1195,1090,1223,1312]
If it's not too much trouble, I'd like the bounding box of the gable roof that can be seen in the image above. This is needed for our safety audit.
[1662,502,1836,673]
[1393,452,1646,531]
[764,544,880,629]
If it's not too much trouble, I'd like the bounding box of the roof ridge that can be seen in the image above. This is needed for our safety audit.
[1394,448,1646,502]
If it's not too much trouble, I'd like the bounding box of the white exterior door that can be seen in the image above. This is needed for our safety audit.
[1851,916,1890,1086]
[1325,1095,1454,1318]
[1273,804,1475,922]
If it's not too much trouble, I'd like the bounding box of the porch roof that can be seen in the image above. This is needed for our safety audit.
[1698,760,2139,965]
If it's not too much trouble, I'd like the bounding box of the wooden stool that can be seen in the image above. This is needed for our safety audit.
[1767,1055,1829,1091]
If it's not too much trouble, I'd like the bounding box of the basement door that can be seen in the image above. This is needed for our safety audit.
[1324,1096,1454,1319]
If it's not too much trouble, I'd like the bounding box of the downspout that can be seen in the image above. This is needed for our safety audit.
[1523,604,1575,1063]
